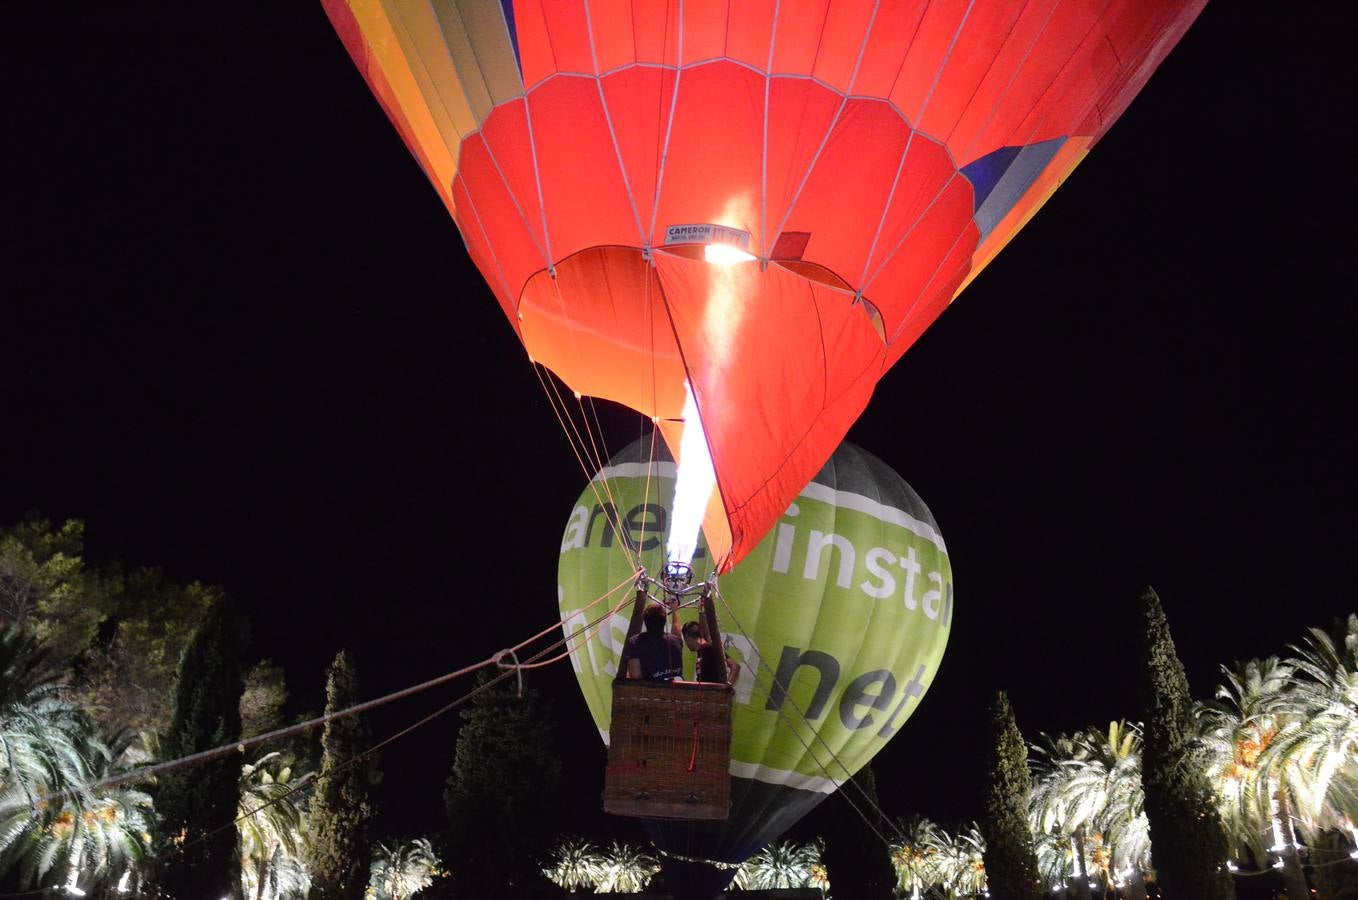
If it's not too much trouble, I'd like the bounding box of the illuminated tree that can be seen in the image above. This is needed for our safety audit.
[542,839,606,892]
[367,838,440,899]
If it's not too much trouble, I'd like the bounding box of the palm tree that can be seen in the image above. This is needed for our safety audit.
[367,837,441,900]
[889,815,941,899]
[595,841,658,893]
[734,840,823,889]
[543,838,606,892]
[1029,732,1094,900]
[1199,656,1301,880]
[925,823,987,898]
[1272,615,1358,834]
[0,625,150,893]
[238,751,312,900]
[1029,722,1152,899]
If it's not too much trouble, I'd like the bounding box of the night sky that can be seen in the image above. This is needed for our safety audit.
[6,3,1356,845]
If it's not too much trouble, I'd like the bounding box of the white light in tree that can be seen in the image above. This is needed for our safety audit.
[666,381,716,568]
[703,243,756,265]
[116,870,131,894]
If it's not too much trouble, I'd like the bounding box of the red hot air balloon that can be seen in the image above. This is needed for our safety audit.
[321,1,1206,570]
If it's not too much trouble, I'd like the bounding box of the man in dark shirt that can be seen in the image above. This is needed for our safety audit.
[681,620,740,685]
[623,602,683,681]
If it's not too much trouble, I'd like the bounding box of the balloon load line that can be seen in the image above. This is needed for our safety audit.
[0,570,641,823]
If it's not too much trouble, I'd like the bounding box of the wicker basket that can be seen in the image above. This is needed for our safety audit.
[603,679,733,820]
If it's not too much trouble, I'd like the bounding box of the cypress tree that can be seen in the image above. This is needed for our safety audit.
[816,764,897,900]
[444,672,562,899]
[155,598,248,899]
[308,650,378,899]
[980,691,1043,900]
[1136,586,1234,900]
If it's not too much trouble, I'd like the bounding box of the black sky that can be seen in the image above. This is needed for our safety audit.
[5,4,1356,843]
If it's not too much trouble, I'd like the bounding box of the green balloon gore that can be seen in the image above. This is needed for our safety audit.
[557,437,953,869]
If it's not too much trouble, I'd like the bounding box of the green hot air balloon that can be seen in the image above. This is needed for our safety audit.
[558,438,952,896]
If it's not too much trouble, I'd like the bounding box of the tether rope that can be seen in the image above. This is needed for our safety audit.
[0,569,640,820]
[173,582,638,859]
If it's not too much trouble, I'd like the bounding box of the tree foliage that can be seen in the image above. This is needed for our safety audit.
[0,517,113,662]
[1135,587,1234,900]
[980,690,1042,900]
[368,837,442,899]
[815,764,896,900]
[155,599,248,899]
[443,672,561,898]
[308,650,378,900]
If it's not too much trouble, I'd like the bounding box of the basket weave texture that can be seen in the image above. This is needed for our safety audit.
[603,680,733,820]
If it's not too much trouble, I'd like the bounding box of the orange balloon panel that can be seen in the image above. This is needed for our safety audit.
[323,0,1206,568]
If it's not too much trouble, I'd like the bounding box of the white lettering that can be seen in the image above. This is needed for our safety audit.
[922,571,943,620]
[899,546,921,610]
[804,530,855,588]
[771,503,799,574]
[560,505,589,552]
[860,547,898,599]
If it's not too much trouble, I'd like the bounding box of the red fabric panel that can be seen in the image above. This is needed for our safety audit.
[512,0,558,87]
[770,0,833,74]
[457,134,548,306]
[812,0,876,91]
[861,133,962,283]
[651,62,764,248]
[726,0,777,68]
[883,224,976,369]
[1010,8,1120,147]
[864,175,976,337]
[780,99,914,287]
[915,0,1104,159]
[853,1,930,99]
[763,77,842,255]
[653,252,886,568]
[538,0,596,73]
[630,0,680,65]
[912,3,1030,144]
[678,0,730,64]
[527,76,645,260]
[888,0,967,124]
[478,98,548,261]
[941,0,1064,161]
[452,175,519,329]
[599,66,674,238]
[1075,0,1206,140]
[588,0,637,71]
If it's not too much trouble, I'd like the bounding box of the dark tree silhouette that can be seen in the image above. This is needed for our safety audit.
[980,691,1043,900]
[155,600,248,899]
[1136,587,1234,900]
[816,764,896,900]
[308,650,379,900]
[444,672,562,899]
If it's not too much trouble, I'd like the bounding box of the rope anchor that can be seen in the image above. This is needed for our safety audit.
[492,648,524,697]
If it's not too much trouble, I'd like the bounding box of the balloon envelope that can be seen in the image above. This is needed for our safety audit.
[324,0,1204,567]
[558,438,951,894]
